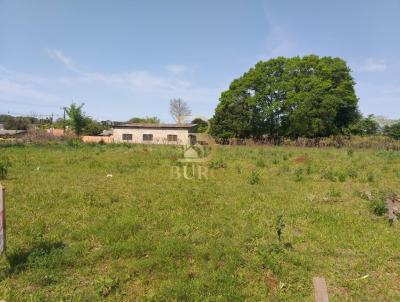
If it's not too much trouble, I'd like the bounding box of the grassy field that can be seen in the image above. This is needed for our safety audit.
[0,143,399,301]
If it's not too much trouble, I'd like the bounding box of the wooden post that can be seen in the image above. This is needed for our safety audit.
[313,277,329,302]
[0,184,5,254]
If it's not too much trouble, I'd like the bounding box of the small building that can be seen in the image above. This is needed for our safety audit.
[112,123,197,145]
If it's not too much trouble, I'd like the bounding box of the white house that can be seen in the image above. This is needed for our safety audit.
[112,123,197,145]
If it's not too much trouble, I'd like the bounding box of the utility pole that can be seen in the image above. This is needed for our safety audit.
[50,113,54,134]
[61,107,67,134]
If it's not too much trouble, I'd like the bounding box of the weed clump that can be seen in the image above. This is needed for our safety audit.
[248,170,261,185]
[294,168,304,181]
[0,156,11,180]
[369,199,387,216]
[208,158,226,169]
[255,159,266,168]
[95,276,119,298]
[347,149,354,157]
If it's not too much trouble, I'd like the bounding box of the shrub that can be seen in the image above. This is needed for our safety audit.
[67,138,82,148]
[369,200,387,216]
[383,122,400,140]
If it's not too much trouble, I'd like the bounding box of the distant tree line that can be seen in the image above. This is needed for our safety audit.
[210,55,400,142]
[127,116,160,124]
[0,115,52,130]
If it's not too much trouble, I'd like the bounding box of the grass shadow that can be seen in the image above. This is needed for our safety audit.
[5,241,65,276]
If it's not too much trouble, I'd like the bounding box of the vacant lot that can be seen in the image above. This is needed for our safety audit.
[0,143,399,301]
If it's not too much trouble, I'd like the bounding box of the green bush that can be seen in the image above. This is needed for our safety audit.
[369,200,387,216]
[0,156,11,180]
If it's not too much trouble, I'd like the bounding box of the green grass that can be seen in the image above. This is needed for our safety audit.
[0,143,399,301]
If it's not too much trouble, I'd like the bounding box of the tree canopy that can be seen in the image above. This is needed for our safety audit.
[384,122,400,140]
[191,118,208,133]
[350,114,380,136]
[128,116,160,124]
[66,103,88,136]
[211,55,360,141]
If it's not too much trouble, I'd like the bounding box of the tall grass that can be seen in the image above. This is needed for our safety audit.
[0,143,399,301]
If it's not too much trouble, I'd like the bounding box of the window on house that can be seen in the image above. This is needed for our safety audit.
[143,134,153,141]
[122,134,132,141]
[167,134,178,142]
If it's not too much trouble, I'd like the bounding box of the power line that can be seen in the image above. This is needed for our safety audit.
[0,111,62,118]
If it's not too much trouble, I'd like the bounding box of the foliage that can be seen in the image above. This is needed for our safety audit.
[127,116,160,124]
[83,119,105,136]
[211,55,359,141]
[383,122,400,140]
[350,114,380,136]
[248,170,261,184]
[0,114,55,130]
[208,158,226,169]
[65,103,88,136]
[169,98,191,124]
[0,156,11,180]
[2,116,37,130]
[369,199,387,216]
[191,118,208,133]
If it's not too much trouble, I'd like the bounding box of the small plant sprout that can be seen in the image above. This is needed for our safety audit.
[275,214,285,242]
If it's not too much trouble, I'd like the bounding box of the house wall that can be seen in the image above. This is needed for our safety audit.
[113,128,191,145]
[81,136,113,144]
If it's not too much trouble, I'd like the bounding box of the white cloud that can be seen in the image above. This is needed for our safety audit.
[165,64,188,76]
[1,50,221,120]
[46,49,80,72]
[0,78,62,110]
[356,58,387,72]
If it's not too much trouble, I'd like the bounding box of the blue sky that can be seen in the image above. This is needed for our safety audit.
[1,0,399,122]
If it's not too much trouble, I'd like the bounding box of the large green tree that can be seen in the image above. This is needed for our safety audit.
[211,55,359,141]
